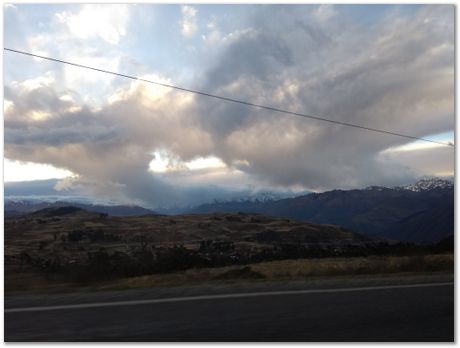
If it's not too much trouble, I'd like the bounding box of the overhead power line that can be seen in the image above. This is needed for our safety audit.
[4,47,454,148]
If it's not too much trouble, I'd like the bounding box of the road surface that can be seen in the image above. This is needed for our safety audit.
[5,274,454,342]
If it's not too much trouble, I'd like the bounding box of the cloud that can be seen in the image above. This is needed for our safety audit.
[191,4,454,190]
[5,4,131,107]
[181,5,198,37]
[56,5,129,44]
[4,4,17,11]
[27,34,52,57]
[4,159,72,182]
[4,72,217,207]
[380,145,454,178]
[202,18,255,48]
[4,5,455,207]
[315,4,337,23]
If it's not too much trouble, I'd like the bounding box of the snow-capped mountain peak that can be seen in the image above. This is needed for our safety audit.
[400,178,453,192]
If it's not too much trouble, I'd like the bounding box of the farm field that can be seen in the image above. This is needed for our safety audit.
[5,206,453,294]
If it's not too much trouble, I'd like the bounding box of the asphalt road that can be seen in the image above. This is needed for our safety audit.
[5,276,454,342]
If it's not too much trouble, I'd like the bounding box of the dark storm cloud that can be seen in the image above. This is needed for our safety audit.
[191,4,454,189]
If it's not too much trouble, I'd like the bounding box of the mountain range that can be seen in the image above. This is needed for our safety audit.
[4,177,454,244]
[187,178,454,244]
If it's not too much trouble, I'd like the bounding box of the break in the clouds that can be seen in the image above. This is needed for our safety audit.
[4,4,454,208]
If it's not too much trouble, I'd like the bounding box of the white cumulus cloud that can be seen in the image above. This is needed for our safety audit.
[181,5,198,37]
[56,4,129,44]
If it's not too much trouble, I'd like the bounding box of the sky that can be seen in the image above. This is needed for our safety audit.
[3,4,455,208]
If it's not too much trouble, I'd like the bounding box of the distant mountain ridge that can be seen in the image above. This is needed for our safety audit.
[4,179,309,211]
[188,178,454,244]
[4,178,454,243]
[5,200,157,217]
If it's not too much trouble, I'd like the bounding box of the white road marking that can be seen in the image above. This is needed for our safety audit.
[5,282,453,313]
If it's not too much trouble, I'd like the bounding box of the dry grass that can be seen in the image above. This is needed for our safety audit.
[6,253,453,294]
[251,253,454,279]
[95,253,453,291]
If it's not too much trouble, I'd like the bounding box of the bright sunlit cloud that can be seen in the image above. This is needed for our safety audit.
[186,156,226,170]
[4,158,74,182]
[149,151,170,173]
[381,131,454,153]
[149,151,227,173]
[56,4,129,44]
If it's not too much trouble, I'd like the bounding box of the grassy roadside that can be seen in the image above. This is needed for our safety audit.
[6,253,453,294]
[98,253,453,290]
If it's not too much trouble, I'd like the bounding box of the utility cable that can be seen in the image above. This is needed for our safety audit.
[4,47,454,147]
